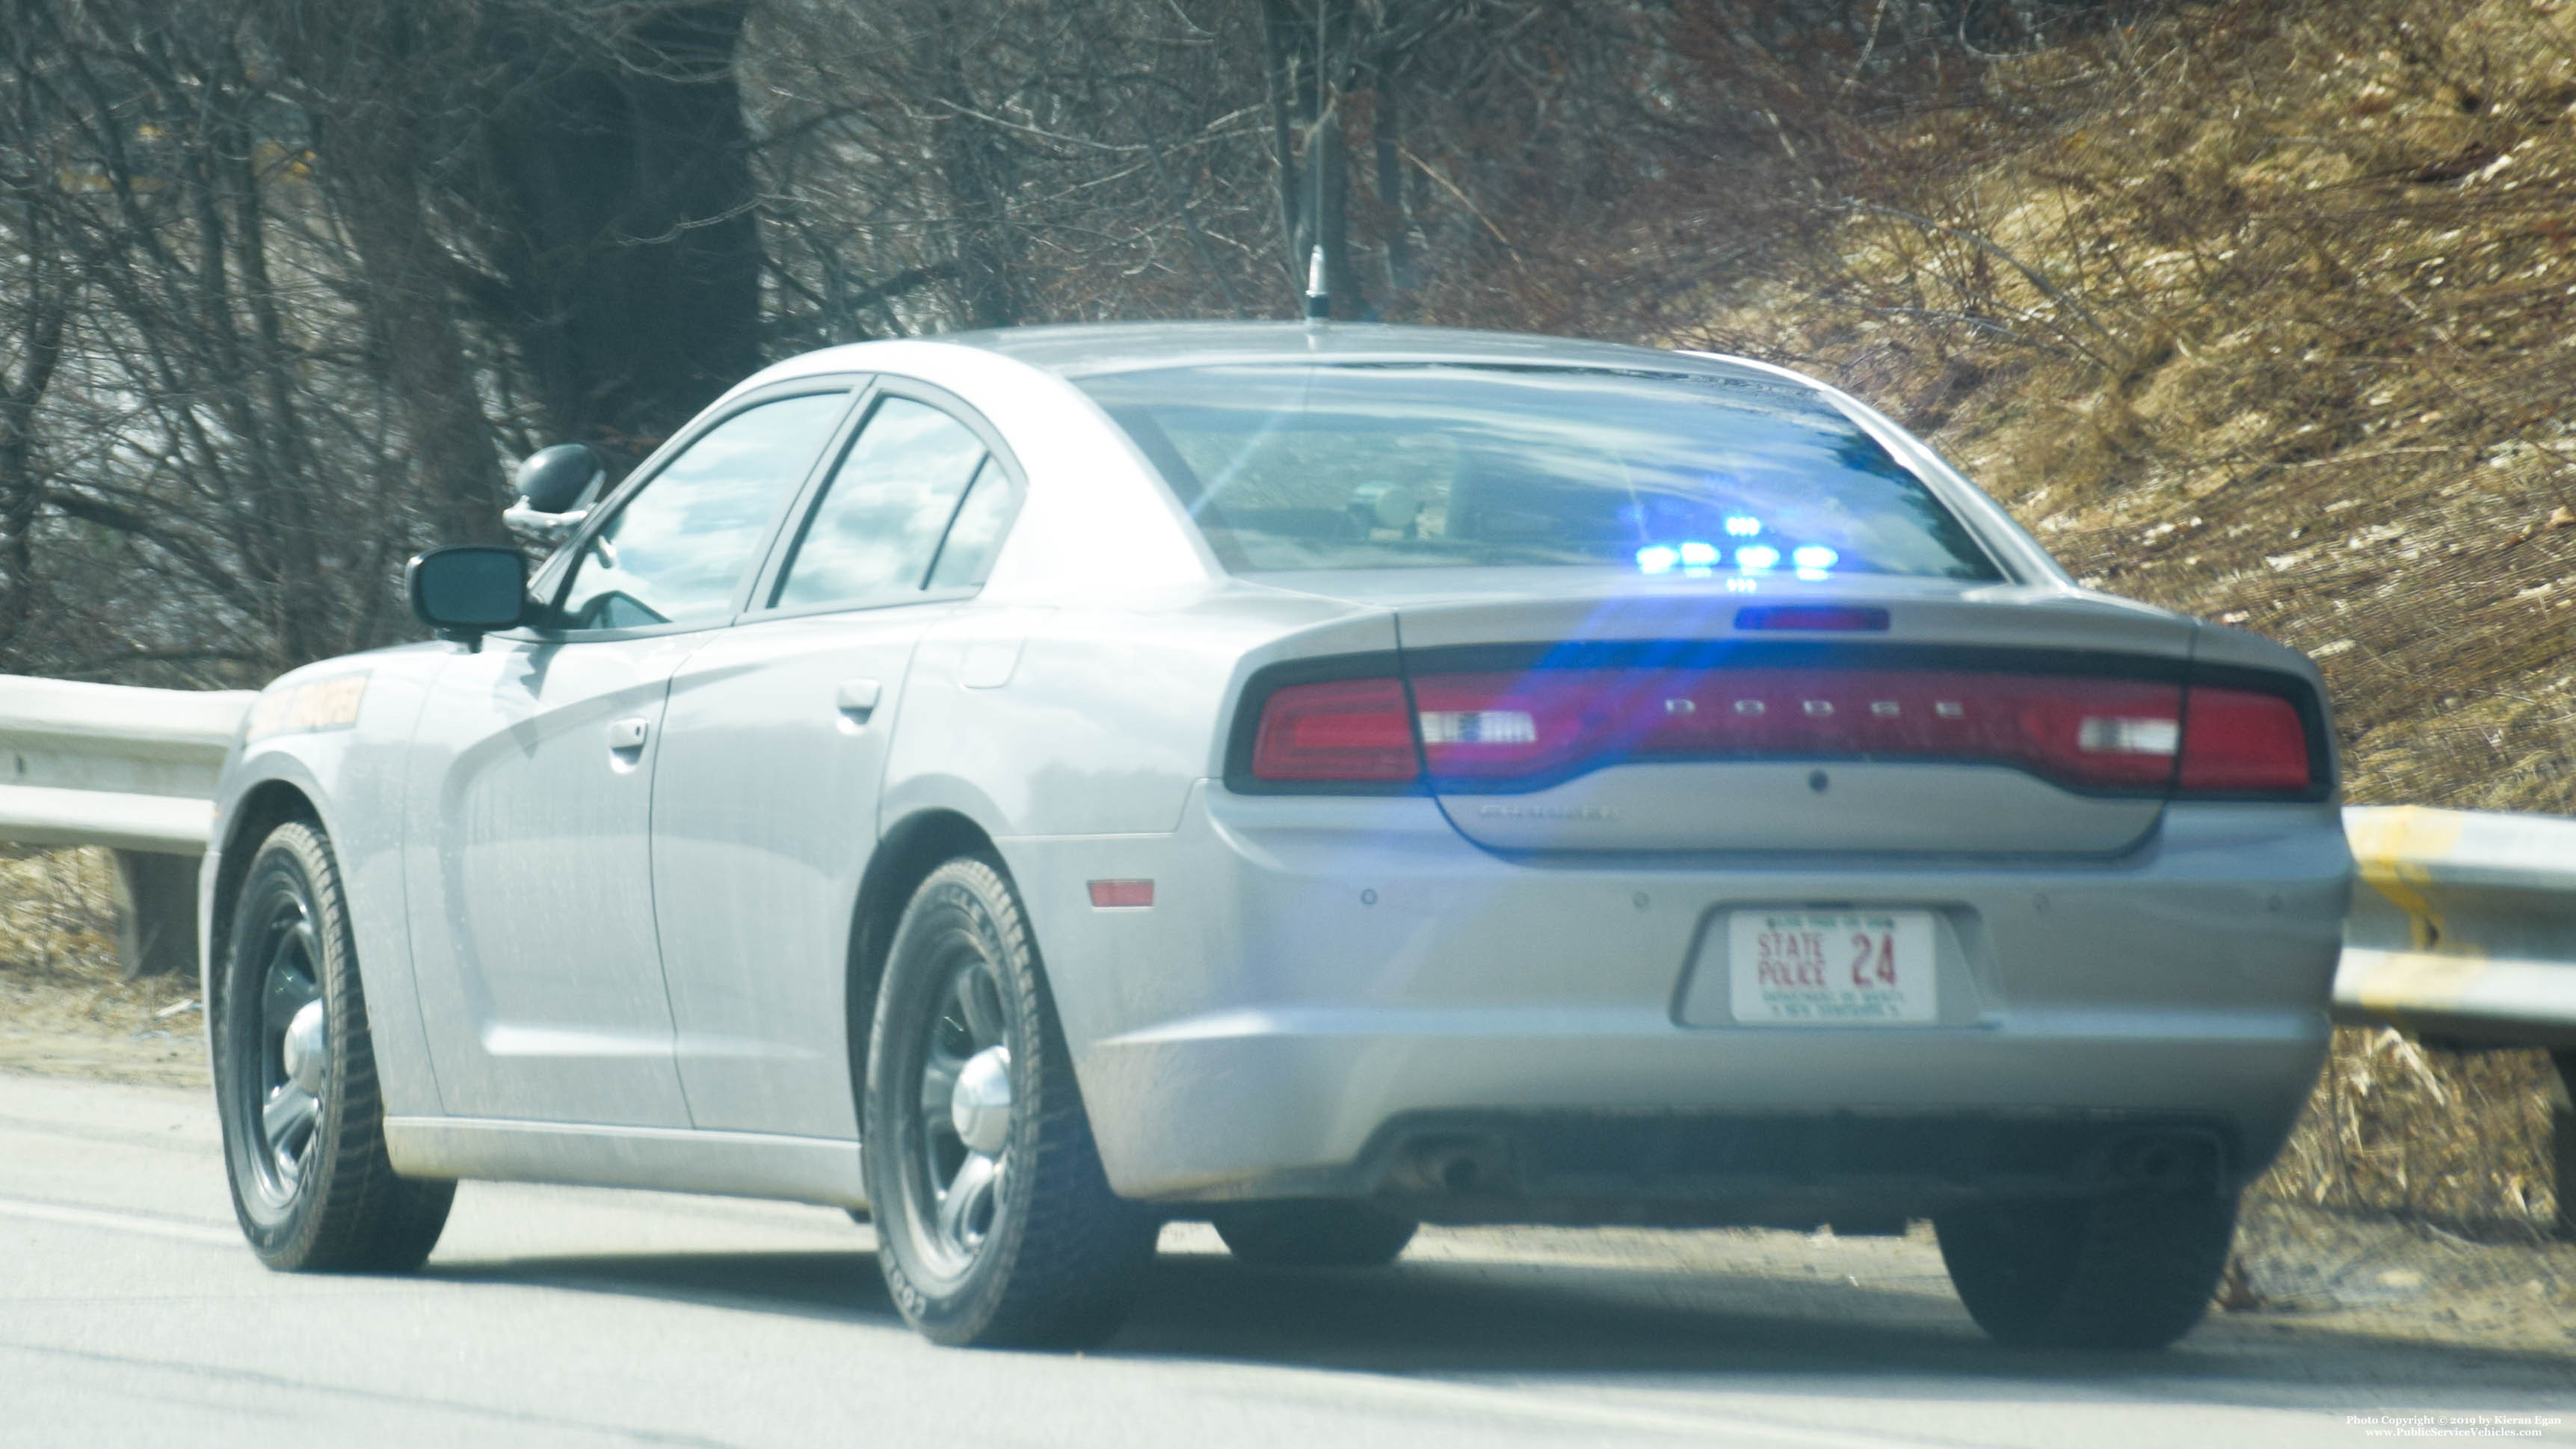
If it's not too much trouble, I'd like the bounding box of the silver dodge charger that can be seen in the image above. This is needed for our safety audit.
[200,322,2351,1350]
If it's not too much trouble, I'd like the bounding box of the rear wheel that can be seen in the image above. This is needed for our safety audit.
[1935,1188,2237,1350]
[863,857,1156,1347]
[214,820,453,1271]
[1212,1202,1418,1268]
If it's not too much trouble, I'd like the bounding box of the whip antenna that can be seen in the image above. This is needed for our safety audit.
[1304,0,1331,322]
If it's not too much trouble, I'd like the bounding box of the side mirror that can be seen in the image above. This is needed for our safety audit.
[408,545,528,647]
[502,443,609,545]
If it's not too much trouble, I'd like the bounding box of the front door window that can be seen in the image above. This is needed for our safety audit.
[558,392,850,631]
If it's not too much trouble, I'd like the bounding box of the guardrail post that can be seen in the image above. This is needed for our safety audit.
[2554,1052,2575,1240]
[111,849,196,981]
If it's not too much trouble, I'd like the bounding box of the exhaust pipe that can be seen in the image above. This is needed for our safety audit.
[2102,1133,2221,1194]
[1396,1133,1513,1196]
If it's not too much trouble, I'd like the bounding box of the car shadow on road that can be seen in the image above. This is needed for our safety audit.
[421,1238,2576,1405]
[425,1249,899,1326]
[1121,1250,2576,1401]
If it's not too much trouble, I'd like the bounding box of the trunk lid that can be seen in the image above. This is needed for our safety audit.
[1352,572,2198,855]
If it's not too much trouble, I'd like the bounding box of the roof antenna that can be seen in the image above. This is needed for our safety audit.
[1304,0,1331,326]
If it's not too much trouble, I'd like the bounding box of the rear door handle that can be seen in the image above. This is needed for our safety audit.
[836,678,884,728]
[607,717,650,754]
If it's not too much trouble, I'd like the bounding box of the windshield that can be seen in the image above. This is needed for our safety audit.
[1076,363,2001,580]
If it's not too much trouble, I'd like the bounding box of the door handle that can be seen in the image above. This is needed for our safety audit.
[607,716,650,754]
[836,678,883,728]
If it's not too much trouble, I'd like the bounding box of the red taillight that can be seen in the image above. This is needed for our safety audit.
[2178,686,2311,793]
[1250,677,1419,781]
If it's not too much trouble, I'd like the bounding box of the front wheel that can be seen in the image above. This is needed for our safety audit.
[214,820,453,1271]
[862,857,1156,1347]
[1935,1188,2237,1350]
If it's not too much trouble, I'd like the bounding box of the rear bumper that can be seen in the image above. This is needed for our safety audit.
[1005,788,2349,1213]
[1309,1109,2235,1227]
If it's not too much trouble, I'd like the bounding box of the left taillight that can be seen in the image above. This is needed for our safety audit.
[1249,677,1420,782]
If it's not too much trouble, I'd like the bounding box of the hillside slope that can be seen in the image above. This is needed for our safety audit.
[1702,0,2576,1234]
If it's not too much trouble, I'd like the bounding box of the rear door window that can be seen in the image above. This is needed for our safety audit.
[770,396,996,610]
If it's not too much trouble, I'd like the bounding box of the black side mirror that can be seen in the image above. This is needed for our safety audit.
[514,443,608,514]
[408,545,529,647]
[503,443,610,547]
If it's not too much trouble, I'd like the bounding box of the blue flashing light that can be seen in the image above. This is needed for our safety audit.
[1793,545,1840,570]
[1636,545,1680,575]
[1677,541,1719,566]
[1795,567,1829,582]
[1735,545,1780,570]
[1725,516,1763,538]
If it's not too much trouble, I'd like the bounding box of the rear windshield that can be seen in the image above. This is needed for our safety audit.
[1076,363,2000,580]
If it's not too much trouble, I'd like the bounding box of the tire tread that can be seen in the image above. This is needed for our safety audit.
[1936,1190,2237,1350]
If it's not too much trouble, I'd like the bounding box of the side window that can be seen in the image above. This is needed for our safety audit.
[925,461,1014,588]
[557,393,848,632]
[771,396,992,610]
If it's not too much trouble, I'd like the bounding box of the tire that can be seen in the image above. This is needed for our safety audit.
[213,820,455,1272]
[863,856,1157,1347]
[1935,1188,2238,1350]
[1211,1202,1417,1268]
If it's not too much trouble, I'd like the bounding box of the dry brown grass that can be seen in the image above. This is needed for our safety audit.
[2261,1028,2563,1237]
[0,846,206,1087]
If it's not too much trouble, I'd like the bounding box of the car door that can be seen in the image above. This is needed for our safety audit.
[403,387,857,1125]
[650,384,1023,1136]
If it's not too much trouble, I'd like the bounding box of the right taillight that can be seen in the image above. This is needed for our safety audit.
[2177,685,2311,794]
[1250,677,1420,782]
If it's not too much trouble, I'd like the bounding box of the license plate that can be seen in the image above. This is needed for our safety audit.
[1728,910,1938,1025]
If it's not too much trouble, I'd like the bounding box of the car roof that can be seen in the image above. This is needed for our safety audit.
[932,320,1784,383]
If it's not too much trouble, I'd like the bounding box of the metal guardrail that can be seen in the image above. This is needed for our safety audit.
[2336,806,2576,1052]
[2339,805,2576,1237]
[1,674,251,978]
[0,674,250,854]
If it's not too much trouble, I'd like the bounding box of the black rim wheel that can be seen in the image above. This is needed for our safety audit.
[229,864,330,1214]
[896,934,1017,1284]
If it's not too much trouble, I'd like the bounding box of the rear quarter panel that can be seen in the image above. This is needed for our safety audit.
[882,589,1398,1059]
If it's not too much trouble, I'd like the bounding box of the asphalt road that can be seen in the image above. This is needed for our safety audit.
[4,1071,2570,1449]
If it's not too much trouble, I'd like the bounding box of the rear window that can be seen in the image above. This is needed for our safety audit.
[1076,363,2000,580]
